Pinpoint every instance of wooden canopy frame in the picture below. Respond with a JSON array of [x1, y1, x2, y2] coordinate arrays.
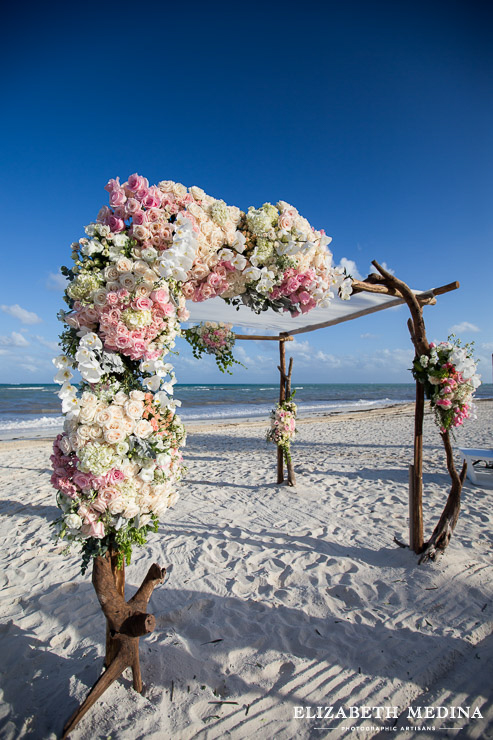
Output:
[[62, 262, 463, 737], [233, 261, 462, 562]]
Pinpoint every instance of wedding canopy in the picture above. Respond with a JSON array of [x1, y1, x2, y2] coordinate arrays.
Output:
[[186, 284, 450, 336]]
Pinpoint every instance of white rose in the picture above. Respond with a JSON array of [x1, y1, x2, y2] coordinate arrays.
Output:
[[89, 424, 104, 440], [172, 182, 187, 198], [108, 497, 124, 515], [190, 185, 205, 200], [122, 416, 136, 434], [129, 390, 146, 401], [104, 265, 119, 282], [116, 256, 133, 273], [133, 419, 153, 439], [81, 391, 98, 407], [119, 272, 136, 291], [65, 513, 82, 530], [113, 390, 128, 406], [104, 425, 127, 445], [158, 180, 174, 192], [133, 225, 150, 241], [93, 289, 108, 307], [96, 408, 113, 427], [124, 400, 144, 420], [59, 435, 72, 455], [123, 502, 140, 519], [79, 404, 97, 425]]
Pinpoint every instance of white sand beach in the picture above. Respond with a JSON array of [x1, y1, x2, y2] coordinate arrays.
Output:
[[0, 401, 492, 740]]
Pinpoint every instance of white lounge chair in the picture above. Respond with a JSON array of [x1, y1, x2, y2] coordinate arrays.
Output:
[[458, 448, 493, 489]]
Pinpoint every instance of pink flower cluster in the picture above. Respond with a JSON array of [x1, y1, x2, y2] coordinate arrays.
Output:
[[100, 175, 196, 247], [71, 287, 177, 361], [51, 435, 78, 497], [270, 268, 318, 315], [181, 260, 235, 302], [435, 364, 471, 431]]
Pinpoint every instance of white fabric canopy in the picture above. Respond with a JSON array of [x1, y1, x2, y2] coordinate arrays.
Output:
[[186, 290, 414, 335]]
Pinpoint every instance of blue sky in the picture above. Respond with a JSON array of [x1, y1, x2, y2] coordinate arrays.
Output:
[[1, 0, 492, 384]]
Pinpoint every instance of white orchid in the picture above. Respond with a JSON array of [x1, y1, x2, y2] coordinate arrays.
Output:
[[54, 368, 74, 384]]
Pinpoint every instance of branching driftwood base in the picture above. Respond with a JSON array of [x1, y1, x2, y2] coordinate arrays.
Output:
[[62, 552, 165, 739], [369, 261, 466, 562]]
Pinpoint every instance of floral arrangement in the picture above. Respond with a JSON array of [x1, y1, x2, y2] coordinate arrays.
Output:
[[51, 174, 350, 569], [183, 321, 243, 374], [266, 397, 297, 463], [412, 336, 481, 433]]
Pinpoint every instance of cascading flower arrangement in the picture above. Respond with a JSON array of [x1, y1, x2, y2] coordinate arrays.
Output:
[[51, 174, 351, 570], [183, 321, 243, 374], [412, 336, 481, 434], [266, 396, 298, 465]]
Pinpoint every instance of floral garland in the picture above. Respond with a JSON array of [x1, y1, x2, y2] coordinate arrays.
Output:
[[51, 174, 351, 570], [183, 322, 243, 374], [412, 336, 481, 434], [266, 397, 297, 464]]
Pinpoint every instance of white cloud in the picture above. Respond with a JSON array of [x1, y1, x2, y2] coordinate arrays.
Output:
[[46, 271, 69, 291], [35, 335, 59, 351], [0, 332, 30, 347], [360, 332, 379, 339], [449, 321, 480, 334], [289, 339, 312, 354], [1, 304, 42, 325], [21, 364, 38, 373]]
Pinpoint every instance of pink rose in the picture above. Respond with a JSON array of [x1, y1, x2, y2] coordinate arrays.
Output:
[[125, 198, 141, 216], [126, 173, 147, 192], [160, 302, 175, 317], [141, 187, 162, 209], [105, 177, 121, 193], [106, 469, 125, 485], [207, 272, 222, 289], [109, 216, 125, 233], [215, 264, 227, 279], [130, 341, 148, 358], [73, 471, 94, 490], [286, 277, 300, 293], [109, 189, 127, 207], [113, 206, 127, 219], [133, 296, 152, 311], [106, 292, 119, 306], [298, 291, 311, 305], [132, 210, 148, 226], [82, 519, 105, 539], [181, 281, 196, 299], [200, 283, 215, 300], [97, 206, 112, 225], [151, 289, 169, 305]]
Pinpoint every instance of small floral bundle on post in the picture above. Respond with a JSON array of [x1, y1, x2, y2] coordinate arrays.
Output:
[[183, 321, 242, 374], [412, 336, 481, 433], [183, 321, 244, 375], [267, 397, 297, 463]]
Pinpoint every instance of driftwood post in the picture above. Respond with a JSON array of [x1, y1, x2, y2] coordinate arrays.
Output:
[[368, 261, 466, 562], [277, 339, 296, 486], [62, 552, 165, 738], [410, 379, 425, 552], [277, 339, 286, 484]]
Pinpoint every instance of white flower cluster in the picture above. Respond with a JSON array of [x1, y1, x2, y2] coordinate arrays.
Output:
[[155, 214, 198, 282]]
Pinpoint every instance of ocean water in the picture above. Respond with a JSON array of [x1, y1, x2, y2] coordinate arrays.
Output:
[[0, 382, 492, 441]]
